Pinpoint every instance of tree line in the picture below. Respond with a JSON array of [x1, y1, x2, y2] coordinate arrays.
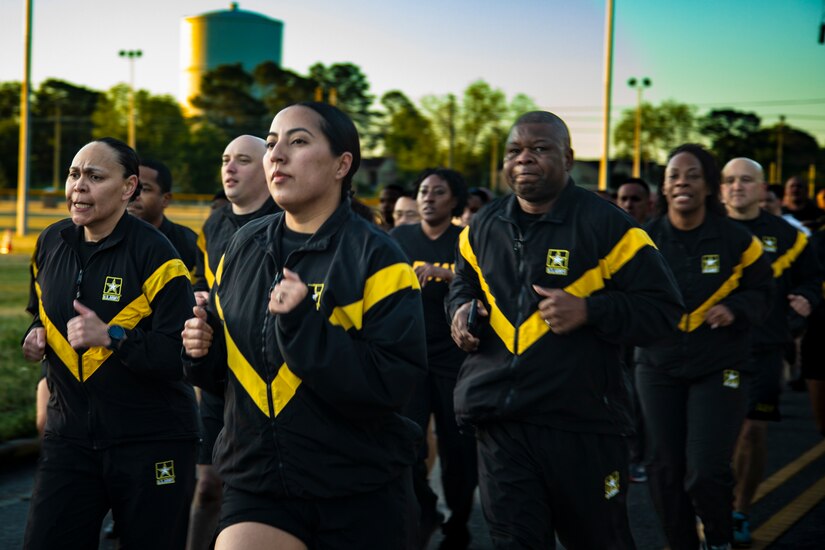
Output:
[[0, 62, 537, 195], [0, 63, 821, 195]]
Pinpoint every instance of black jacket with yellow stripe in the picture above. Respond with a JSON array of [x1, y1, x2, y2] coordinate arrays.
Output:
[[28, 213, 198, 446], [446, 181, 683, 434], [158, 215, 202, 281], [192, 198, 280, 293], [185, 200, 427, 499], [732, 210, 822, 347], [637, 212, 774, 377]]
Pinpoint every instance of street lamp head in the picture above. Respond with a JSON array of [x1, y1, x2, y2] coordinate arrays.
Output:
[[118, 50, 143, 59], [642, 77, 652, 88], [627, 77, 637, 87]]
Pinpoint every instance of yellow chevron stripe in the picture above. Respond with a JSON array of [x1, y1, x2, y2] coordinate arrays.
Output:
[[35, 281, 80, 381], [460, 227, 656, 355], [771, 231, 807, 279], [198, 230, 215, 289], [679, 236, 764, 332], [329, 262, 420, 331], [215, 291, 302, 417]]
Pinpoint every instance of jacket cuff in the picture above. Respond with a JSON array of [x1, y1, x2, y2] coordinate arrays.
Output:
[[584, 295, 604, 326], [277, 293, 316, 334]]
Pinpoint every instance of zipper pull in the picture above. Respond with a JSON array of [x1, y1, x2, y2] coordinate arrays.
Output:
[[75, 269, 84, 300]]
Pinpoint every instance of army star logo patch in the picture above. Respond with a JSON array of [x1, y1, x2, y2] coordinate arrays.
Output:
[[546, 249, 569, 276], [102, 276, 123, 302], [701, 255, 720, 274], [604, 470, 620, 499], [155, 460, 176, 485], [723, 370, 740, 389], [761, 236, 777, 253]]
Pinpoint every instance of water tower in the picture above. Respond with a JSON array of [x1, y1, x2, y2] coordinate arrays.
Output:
[[180, 2, 283, 112]]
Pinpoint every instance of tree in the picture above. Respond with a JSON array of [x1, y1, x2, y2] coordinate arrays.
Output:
[[418, 80, 529, 186], [752, 124, 820, 184], [308, 62, 376, 140], [190, 63, 268, 140], [253, 61, 316, 116], [92, 85, 191, 190], [614, 100, 696, 165], [697, 109, 761, 163], [378, 90, 439, 179], [0, 82, 21, 188]]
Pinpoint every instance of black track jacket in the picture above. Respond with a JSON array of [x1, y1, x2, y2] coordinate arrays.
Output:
[[732, 210, 822, 347], [158, 215, 202, 281], [638, 212, 774, 377], [185, 200, 427, 499], [27, 213, 198, 446], [446, 181, 683, 434], [193, 198, 280, 293]]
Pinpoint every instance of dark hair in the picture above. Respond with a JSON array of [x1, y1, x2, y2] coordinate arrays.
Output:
[[296, 101, 361, 199], [139, 158, 173, 194], [95, 137, 140, 201], [413, 167, 468, 218], [381, 183, 405, 196], [468, 187, 493, 204], [767, 183, 784, 200], [618, 177, 650, 196], [511, 111, 571, 149], [659, 143, 725, 216]]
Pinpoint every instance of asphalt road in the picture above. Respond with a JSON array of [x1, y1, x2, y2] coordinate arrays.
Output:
[[2, 387, 824, 549]]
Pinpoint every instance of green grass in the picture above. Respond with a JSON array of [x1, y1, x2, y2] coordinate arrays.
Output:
[[0, 255, 39, 441]]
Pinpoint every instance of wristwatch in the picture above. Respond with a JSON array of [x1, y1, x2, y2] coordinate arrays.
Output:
[[106, 325, 127, 351]]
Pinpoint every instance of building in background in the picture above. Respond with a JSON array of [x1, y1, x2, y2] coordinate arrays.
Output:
[[180, 2, 283, 113]]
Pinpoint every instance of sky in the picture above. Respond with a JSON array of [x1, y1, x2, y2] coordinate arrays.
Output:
[[1, 0, 824, 158]]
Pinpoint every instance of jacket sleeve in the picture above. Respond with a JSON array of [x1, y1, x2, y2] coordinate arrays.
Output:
[[192, 228, 210, 293], [182, 307, 228, 395], [584, 229, 684, 346], [276, 260, 427, 419], [116, 263, 196, 381], [719, 236, 775, 326], [787, 233, 823, 309], [445, 226, 484, 323]]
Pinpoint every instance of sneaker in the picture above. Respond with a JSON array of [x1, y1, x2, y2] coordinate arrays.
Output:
[[628, 463, 648, 483], [732, 511, 752, 548]]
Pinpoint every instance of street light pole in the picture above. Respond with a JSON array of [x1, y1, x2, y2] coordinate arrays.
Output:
[[776, 115, 785, 184], [627, 77, 652, 178], [16, 0, 33, 237], [598, 0, 615, 192], [119, 49, 142, 149]]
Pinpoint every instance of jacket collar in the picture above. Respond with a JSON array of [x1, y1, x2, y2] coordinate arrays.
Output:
[[264, 198, 354, 261], [60, 211, 132, 254], [660, 210, 723, 242], [499, 178, 577, 225]]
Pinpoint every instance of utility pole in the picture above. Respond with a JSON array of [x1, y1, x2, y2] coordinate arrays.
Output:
[[448, 94, 456, 169], [52, 101, 63, 188], [119, 49, 142, 149], [627, 77, 651, 178], [16, 0, 33, 237], [776, 115, 785, 184], [598, 0, 615, 192]]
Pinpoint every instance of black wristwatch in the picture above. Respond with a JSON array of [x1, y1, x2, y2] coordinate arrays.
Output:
[[106, 325, 127, 351]]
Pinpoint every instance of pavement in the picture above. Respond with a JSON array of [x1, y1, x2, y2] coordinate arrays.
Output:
[[2, 387, 824, 549]]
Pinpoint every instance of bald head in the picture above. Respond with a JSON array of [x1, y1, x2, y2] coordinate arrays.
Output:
[[721, 157, 766, 220], [221, 135, 269, 214], [723, 158, 764, 183]]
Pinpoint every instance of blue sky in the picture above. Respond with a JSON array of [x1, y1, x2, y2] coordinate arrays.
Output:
[[1, 0, 823, 157]]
